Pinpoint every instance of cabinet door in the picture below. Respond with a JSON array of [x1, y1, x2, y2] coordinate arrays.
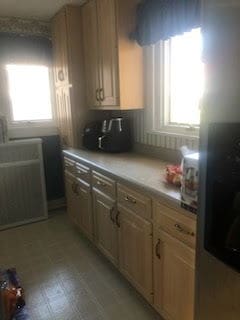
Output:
[[75, 180, 93, 241], [65, 172, 77, 224], [153, 229, 195, 320], [55, 86, 74, 148], [93, 190, 118, 266], [118, 204, 153, 302], [97, 0, 119, 106], [82, 0, 100, 108], [52, 9, 69, 87]]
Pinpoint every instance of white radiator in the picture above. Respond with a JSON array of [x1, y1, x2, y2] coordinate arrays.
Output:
[[0, 139, 48, 230]]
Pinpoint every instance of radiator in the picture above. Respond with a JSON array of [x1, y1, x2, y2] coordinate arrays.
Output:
[[0, 139, 48, 230]]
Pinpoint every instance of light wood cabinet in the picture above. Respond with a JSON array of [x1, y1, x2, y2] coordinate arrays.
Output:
[[75, 162, 91, 184], [153, 229, 195, 320], [93, 190, 118, 266], [82, 0, 143, 110], [52, 6, 87, 148], [65, 161, 93, 240], [153, 200, 196, 320], [65, 171, 78, 225], [64, 156, 196, 320], [93, 171, 116, 199], [97, 0, 119, 107], [153, 201, 196, 249], [82, 0, 100, 108], [55, 86, 74, 147], [75, 179, 93, 240], [118, 184, 152, 220], [118, 204, 153, 303], [52, 9, 69, 87]]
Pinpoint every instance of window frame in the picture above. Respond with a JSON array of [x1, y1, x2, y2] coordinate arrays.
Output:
[[145, 32, 201, 139], [4, 64, 56, 128]]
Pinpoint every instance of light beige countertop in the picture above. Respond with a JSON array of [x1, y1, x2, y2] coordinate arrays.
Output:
[[63, 149, 183, 208]]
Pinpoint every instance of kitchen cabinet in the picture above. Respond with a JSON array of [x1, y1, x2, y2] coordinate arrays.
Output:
[[65, 171, 78, 225], [75, 179, 93, 240], [55, 86, 74, 147], [81, 0, 100, 108], [52, 9, 69, 87], [93, 190, 118, 266], [153, 229, 195, 320], [64, 154, 197, 320], [153, 201, 196, 320], [52, 6, 87, 148], [64, 159, 94, 240], [82, 0, 144, 110], [96, 0, 119, 107], [92, 171, 116, 199], [117, 204, 153, 303]]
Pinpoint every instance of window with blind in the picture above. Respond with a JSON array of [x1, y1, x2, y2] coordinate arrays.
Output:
[[146, 28, 204, 137]]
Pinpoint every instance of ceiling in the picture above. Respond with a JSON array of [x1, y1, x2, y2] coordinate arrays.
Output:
[[0, 0, 86, 21]]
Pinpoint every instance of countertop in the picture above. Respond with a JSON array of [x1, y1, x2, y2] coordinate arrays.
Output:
[[63, 149, 182, 208]]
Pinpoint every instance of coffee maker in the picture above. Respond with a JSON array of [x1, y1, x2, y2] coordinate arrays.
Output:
[[99, 118, 132, 153]]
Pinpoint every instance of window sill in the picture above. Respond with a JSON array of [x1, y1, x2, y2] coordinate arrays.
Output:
[[144, 130, 199, 151], [146, 129, 199, 140], [8, 123, 58, 139]]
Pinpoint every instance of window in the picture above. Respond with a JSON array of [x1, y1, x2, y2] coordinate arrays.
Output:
[[148, 28, 204, 136], [6, 64, 53, 124]]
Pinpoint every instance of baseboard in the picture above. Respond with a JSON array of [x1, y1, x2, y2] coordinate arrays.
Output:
[[48, 198, 66, 211]]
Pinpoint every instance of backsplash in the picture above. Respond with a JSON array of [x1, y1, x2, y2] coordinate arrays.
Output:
[[111, 109, 199, 154], [131, 110, 199, 149]]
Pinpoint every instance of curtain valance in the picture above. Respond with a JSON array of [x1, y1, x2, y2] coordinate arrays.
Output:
[[134, 0, 201, 46]]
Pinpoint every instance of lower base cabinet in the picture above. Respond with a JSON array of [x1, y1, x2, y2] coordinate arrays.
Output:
[[93, 190, 118, 266], [76, 179, 93, 240], [65, 171, 93, 240], [153, 229, 195, 320], [118, 204, 153, 303], [65, 172, 78, 225], [65, 157, 196, 320]]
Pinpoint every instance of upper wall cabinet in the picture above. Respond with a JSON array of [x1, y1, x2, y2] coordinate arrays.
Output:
[[82, 0, 144, 110], [52, 6, 87, 148], [52, 9, 69, 88]]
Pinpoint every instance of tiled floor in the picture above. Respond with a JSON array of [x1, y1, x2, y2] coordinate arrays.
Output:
[[0, 212, 162, 320]]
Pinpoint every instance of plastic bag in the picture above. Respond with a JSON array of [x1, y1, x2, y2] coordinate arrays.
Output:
[[0, 269, 30, 320]]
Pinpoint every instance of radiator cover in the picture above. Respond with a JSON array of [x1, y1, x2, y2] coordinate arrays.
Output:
[[0, 139, 48, 230]]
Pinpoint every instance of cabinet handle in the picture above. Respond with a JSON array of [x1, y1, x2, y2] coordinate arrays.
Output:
[[174, 224, 195, 237], [99, 88, 104, 101], [155, 239, 161, 259], [58, 70, 64, 81], [110, 207, 115, 223], [116, 211, 120, 228], [96, 89, 100, 102], [97, 180, 106, 187], [124, 195, 137, 204]]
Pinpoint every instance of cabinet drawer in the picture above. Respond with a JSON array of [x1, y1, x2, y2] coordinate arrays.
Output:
[[153, 202, 196, 249], [117, 184, 152, 220], [64, 157, 76, 175], [76, 162, 91, 184], [92, 171, 116, 198]]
